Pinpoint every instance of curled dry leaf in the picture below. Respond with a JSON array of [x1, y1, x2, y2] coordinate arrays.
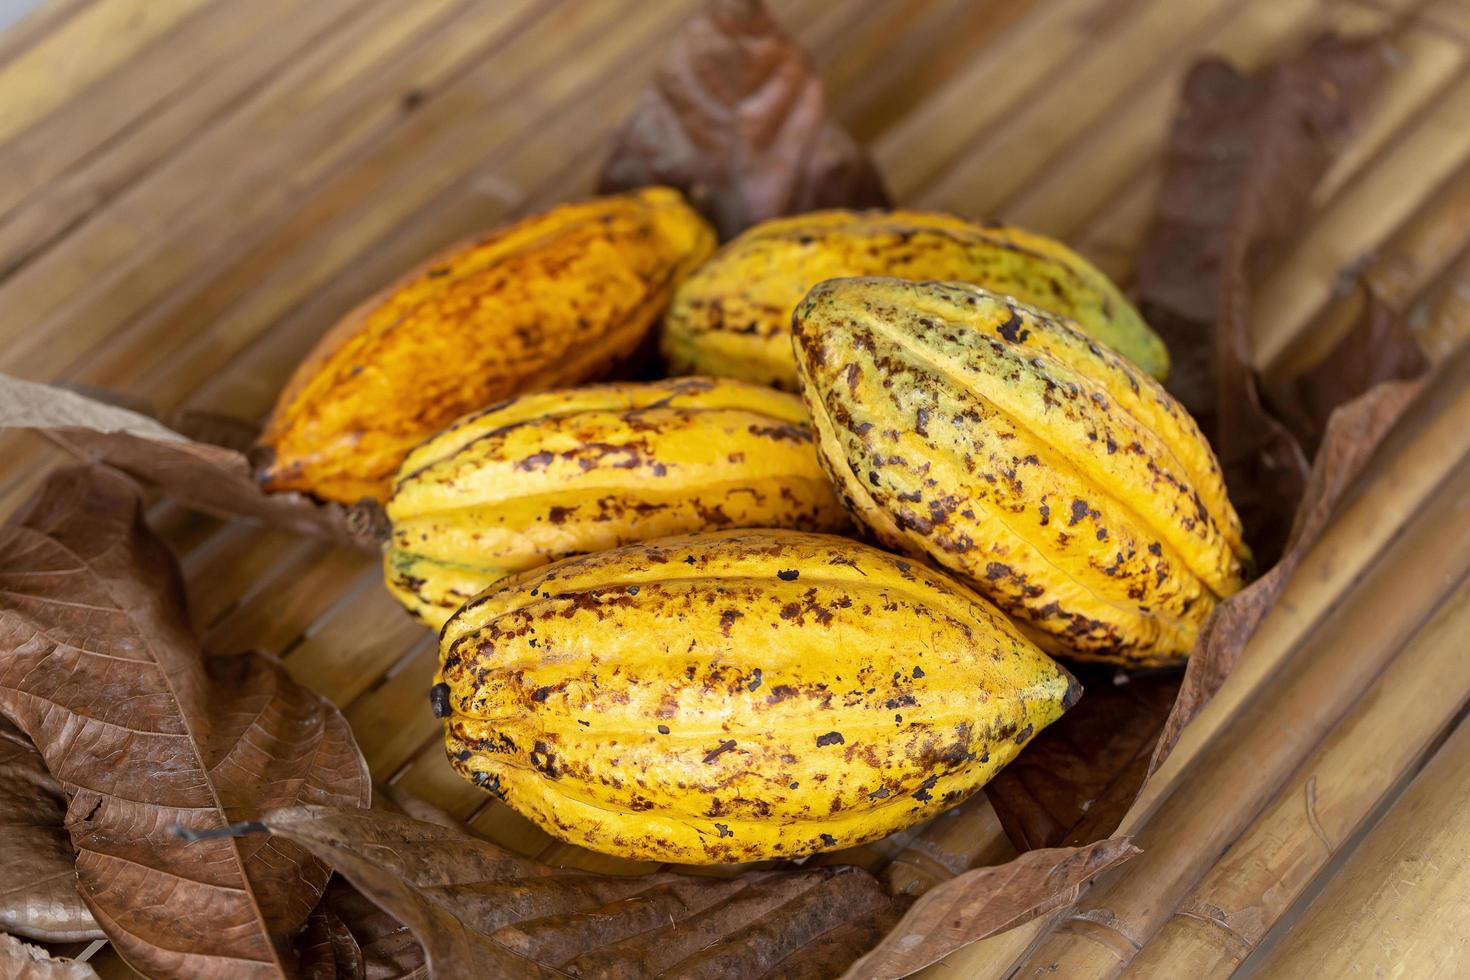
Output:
[[1266, 286, 1429, 456], [0, 466, 370, 978], [1148, 377, 1424, 769], [297, 878, 426, 980], [599, 0, 888, 240], [258, 805, 895, 980], [0, 719, 100, 943], [986, 670, 1181, 851], [1135, 33, 1391, 565], [264, 801, 1134, 979], [987, 35, 1419, 852], [0, 373, 383, 549], [0, 933, 99, 980]]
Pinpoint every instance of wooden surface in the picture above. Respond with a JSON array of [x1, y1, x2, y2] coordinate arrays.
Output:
[[2, 1, 1469, 977]]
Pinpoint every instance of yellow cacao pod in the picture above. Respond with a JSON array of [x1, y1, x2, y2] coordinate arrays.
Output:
[[384, 377, 849, 628], [436, 529, 1076, 863], [662, 208, 1168, 390], [792, 278, 1249, 666], [256, 188, 716, 504]]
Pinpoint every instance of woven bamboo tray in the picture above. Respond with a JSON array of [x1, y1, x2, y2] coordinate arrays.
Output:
[[2, 0, 1468, 976]]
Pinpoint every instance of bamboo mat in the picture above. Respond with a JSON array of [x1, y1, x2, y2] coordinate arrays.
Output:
[[2, 0, 1470, 977]]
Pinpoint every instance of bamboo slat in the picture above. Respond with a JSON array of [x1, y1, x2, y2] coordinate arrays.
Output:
[[343, 637, 438, 782], [0, 0, 353, 256], [872, 0, 1119, 200], [0, 0, 91, 69], [0, 0, 208, 147], [998, 0, 1327, 238], [1127, 574, 1470, 977], [1250, 709, 1470, 978], [914, 0, 1244, 216], [279, 582, 429, 707], [1415, 246, 1470, 360]]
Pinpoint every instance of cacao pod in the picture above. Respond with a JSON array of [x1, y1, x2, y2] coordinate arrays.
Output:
[[662, 208, 1168, 390], [385, 377, 848, 628], [256, 187, 716, 504], [792, 278, 1249, 666], [437, 529, 1076, 863]]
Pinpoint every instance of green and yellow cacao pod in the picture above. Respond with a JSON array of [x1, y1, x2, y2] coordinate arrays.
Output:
[[437, 529, 1077, 863], [792, 278, 1249, 666], [257, 187, 716, 504], [662, 208, 1168, 390], [385, 377, 848, 628]]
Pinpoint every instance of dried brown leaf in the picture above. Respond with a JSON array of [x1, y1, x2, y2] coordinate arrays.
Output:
[[0, 933, 99, 980], [987, 35, 1415, 852], [0, 373, 382, 549], [599, 0, 888, 240], [986, 670, 1179, 850], [257, 804, 896, 979], [1135, 34, 1391, 565], [1149, 377, 1424, 769], [1266, 286, 1429, 456], [0, 719, 100, 943], [841, 838, 1139, 979], [298, 878, 426, 980], [0, 466, 371, 978]]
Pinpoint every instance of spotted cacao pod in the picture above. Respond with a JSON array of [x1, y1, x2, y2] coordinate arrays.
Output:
[[385, 377, 847, 628], [792, 277, 1249, 665], [662, 209, 1168, 390], [436, 529, 1076, 863], [257, 188, 715, 504]]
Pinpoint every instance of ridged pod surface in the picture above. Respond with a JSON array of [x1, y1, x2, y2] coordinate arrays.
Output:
[[662, 209, 1168, 390], [384, 377, 848, 628], [436, 530, 1076, 863], [256, 188, 716, 504], [792, 278, 1249, 665]]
